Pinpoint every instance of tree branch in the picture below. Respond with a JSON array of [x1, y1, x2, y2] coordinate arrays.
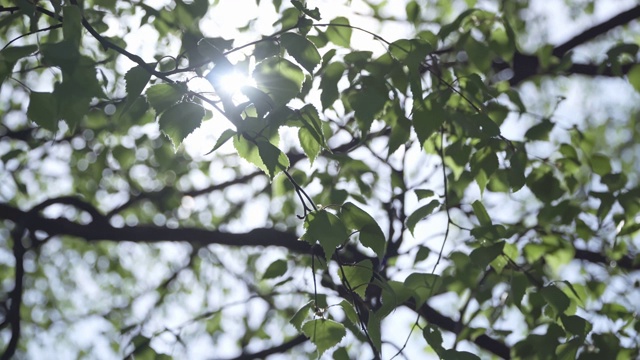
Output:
[[221, 335, 308, 360], [0, 203, 312, 254], [0, 228, 26, 360], [410, 301, 511, 359], [553, 5, 640, 57]]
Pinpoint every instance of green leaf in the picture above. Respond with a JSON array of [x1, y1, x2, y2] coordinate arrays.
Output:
[[414, 246, 430, 263], [414, 104, 445, 146], [526, 167, 564, 203], [525, 119, 554, 141], [291, 0, 321, 20], [299, 127, 321, 165], [469, 241, 504, 268], [367, 312, 382, 352], [406, 199, 440, 236], [423, 326, 445, 356], [253, 57, 304, 106], [338, 300, 359, 325], [296, 104, 328, 150], [471, 200, 492, 226], [340, 202, 386, 259], [590, 153, 611, 176], [301, 319, 346, 357], [346, 76, 387, 132], [0, 45, 38, 85], [320, 62, 345, 110], [338, 260, 373, 298], [415, 189, 435, 200], [628, 64, 640, 93], [404, 273, 442, 305], [27, 92, 59, 131], [302, 210, 349, 259], [62, 6, 83, 48], [325, 17, 351, 47], [540, 285, 570, 316], [560, 314, 591, 337], [158, 102, 205, 150], [146, 84, 187, 114], [281, 32, 321, 74], [290, 300, 314, 331], [262, 259, 288, 279], [256, 140, 290, 180], [122, 65, 153, 117], [205, 129, 236, 155]]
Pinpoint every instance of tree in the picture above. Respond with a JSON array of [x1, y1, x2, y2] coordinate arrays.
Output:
[[1, 0, 640, 358]]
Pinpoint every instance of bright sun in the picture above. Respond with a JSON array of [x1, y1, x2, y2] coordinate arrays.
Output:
[[183, 70, 257, 156]]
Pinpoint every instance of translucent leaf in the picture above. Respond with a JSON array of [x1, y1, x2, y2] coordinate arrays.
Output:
[[471, 200, 492, 226], [406, 199, 440, 236], [299, 127, 321, 165], [338, 260, 373, 298], [262, 259, 288, 279], [340, 202, 386, 259], [27, 92, 59, 131], [281, 32, 321, 74], [296, 104, 328, 150], [301, 319, 346, 356], [338, 300, 359, 325], [146, 84, 187, 114], [205, 129, 236, 155], [253, 57, 304, 106], [325, 17, 351, 47], [122, 65, 152, 117], [590, 153, 611, 176], [302, 210, 349, 259], [158, 102, 205, 150], [290, 300, 314, 331], [256, 140, 290, 180]]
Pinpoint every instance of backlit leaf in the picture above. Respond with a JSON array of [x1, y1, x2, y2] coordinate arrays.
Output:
[[340, 202, 386, 259], [406, 199, 440, 236], [325, 17, 351, 47], [158, 102, 205, 150], [301, 319, 346, 356], [338, 260, 373, 298], [302, 210, 348, 259], [281, 32, 321, 74]]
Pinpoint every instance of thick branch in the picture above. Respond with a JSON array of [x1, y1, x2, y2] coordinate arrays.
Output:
[[222, 335, 308, 360], [410, 301, 511, 359], [553, 5, 640, 57], [0, 203, 312, 254]]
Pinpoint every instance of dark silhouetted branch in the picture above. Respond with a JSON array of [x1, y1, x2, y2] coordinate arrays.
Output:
[[221, 335, 308, 360], [553, 5, 640, 57]]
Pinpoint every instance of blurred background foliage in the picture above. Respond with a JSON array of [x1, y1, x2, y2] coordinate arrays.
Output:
[[1, 0, 640, 359]]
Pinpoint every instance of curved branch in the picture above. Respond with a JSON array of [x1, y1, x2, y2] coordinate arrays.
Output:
[[553, 5, 640, 57], [410, 301, 511, 359], [221, 335, 308, 360]]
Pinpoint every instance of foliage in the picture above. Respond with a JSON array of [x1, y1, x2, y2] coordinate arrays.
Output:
[[1, 0, 640, 359]]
